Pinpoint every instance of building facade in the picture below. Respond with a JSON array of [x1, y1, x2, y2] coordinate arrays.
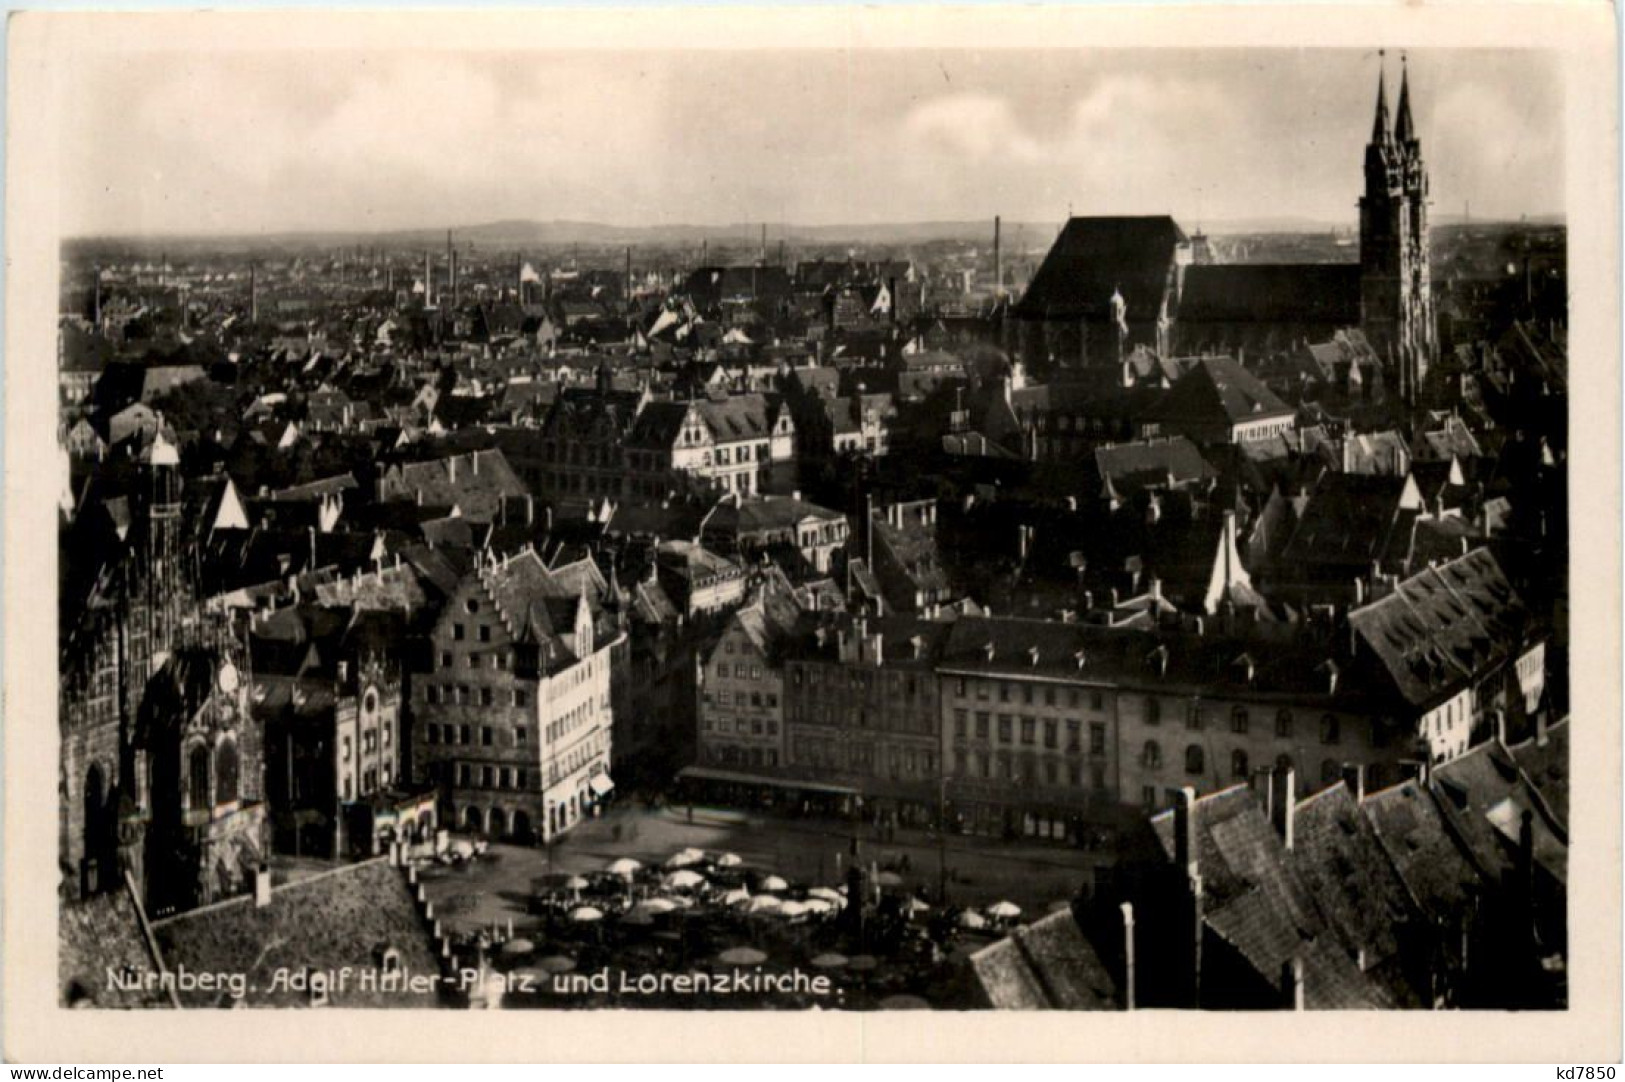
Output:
[[411, 550, 622, 842]]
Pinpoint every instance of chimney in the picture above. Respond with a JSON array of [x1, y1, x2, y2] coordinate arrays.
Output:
[[449, 456, 457, 483], [1271, 765, 1296, 850], [1174, 786, 1199, 880], [992, 215, 1002, 298], [1494, 708, 1509, 747], [254, 864, 273, 908], [1342, 763, 1365, 804], [1120, 902, 1136, 1010], [1282, 955, 1305, 1010]]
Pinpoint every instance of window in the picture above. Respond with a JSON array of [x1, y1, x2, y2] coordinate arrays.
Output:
[[1043, 720, 1058, 749], [465, 598, 479, 614], [1146, 698, 1162, 725], [1185, 745, 1205, 775], [953, 710, 967, 738], [1090, 722, 1106, 755], [955, 677, 967, 698], [975, 712, 990, 739], [1143, 741, 1162, 769], [341, 736, 352, 763], [1044, 687, 1056, 707], [516, 727, 528, 746], [514, 688, 529, 708], [440, 652, 453, 669], [1067, 720, 1082, 751], [1231, 707, 1249, 734], [482, 766, 494, 788], [1320, 714, 1341, 745], [1187, 703, 1205, 731], [1232, 749, 1250, 778], [481, 726, 493, 747], [460, 725, 471, 745], [453, 623, 465, 641], [997, 716, 1012, 743], [427, 685, 441, 705], [1276, 709, 1294, 738], [478, 625, 491, 643], [468, 654, 481, 669], [428, 725, 440, 745], [1091, 691, 1104, 711], [999, 683, 1010, 703], [479, 687, 493, 707], [1020, 718, 1035, 745]]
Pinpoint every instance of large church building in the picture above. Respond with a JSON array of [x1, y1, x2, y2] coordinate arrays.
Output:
[[1013, 62, 1437, 402]]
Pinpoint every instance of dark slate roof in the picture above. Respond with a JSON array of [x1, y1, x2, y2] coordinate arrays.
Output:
[[968, 908, 1120, 1009], [1348, 548, 1526, 710], [1092, 436, 1212, 490], [60, 883, 174, 1008], [1507, 719, 1569, 830], [1280, 472, 1418, 571], [1362, 778, 1482, 929], [1150, 356, 1295, 428], [1178, 264, 1362, 324], [1290, 782, 1429, 1005], [1015, 216, 1186, 322], [383, 449, 528, 523], [151, 860, 441, 1007], [1430, 741, 1568, 886], [1149, 785, 1388, 1008]]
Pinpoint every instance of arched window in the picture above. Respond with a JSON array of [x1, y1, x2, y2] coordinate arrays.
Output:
[[1185, 745, 1206, 775], [187, 745, 211, 812], [1275, 709, 1294, 738], [1321, 759, 1340, 784], [1142, 740, 1162, 769], [1231, 707, 1249, 734], [1146, 698, 1162, 725], [1320, 714, 1341, 745], [214, 739, 239, 806], [1232, 749, 1250, 779]]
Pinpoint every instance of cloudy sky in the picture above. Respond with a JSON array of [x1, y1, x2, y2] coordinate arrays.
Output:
[[59, 47, 1564, 237]]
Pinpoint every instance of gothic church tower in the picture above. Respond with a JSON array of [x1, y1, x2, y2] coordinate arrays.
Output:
[[1360, 57, 1437, 403]]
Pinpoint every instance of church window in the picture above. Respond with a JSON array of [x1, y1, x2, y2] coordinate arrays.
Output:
[[214, 739, 239, 805], [187, 745, 210, 811]]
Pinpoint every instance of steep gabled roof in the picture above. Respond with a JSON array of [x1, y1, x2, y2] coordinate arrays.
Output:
[[1015, 216, 1186, 322], [969, 907, 1120, 1010], [1151, 356, 1295, 429], [1178, 264, 1361, 324]]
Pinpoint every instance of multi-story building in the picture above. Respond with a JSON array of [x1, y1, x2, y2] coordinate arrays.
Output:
[[695, 594, 798, 771], [411, 548, 624, 842], [699, 493, 850, 576], [1348, 546, 1543, 762], [781, 615, 948, 826], [624, 393, 795, 500]]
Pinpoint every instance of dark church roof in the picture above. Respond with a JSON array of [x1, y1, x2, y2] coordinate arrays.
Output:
[[1015, 217, 1186, 322], [1178, 264, 1362, 325]]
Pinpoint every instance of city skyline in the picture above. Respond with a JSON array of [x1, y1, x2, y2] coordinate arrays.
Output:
[[62, 47, 1564, 239]]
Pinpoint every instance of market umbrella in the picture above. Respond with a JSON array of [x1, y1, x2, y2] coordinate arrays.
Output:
[[665, 847, 705, 869], [743, 894, 783, 914], [606, 858, 642, 876], [569, 906, 605, 922], [801, 898, 836, 915], [639, 897, 679, 914], [807, 887, 843, 904], [717, 946, 768, 966], [809, 952, 848, 969], [777, 900, 809, 918], [904, 897, 932, 916], [759, 875, 789, 892], [663, 869, 707, 890], [500, 937, 536, 956], [714, 852, 743, 867], [874, 871, 904, 888], [720, 887, 751, 907], [450, 839, 476, 859], [564, 875, 590, 891], [536, 955, 577, 974], [879, 994, 931, 1010], [846, 954, 878, 972], [987, 901, 1022, 919], [958, 910, 988, 929]]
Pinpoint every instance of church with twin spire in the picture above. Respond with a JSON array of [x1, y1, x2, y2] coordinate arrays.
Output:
[[1013, 58, 1439, 405]]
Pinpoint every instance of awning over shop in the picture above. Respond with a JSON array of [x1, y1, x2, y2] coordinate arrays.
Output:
[[588, 774, 615, 797], [676, 765, 860, 797]]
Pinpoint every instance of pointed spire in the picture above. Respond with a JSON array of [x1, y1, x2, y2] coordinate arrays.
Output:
[[1371, 51, 1392, 144], [1394, 54, 1415, 144]]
